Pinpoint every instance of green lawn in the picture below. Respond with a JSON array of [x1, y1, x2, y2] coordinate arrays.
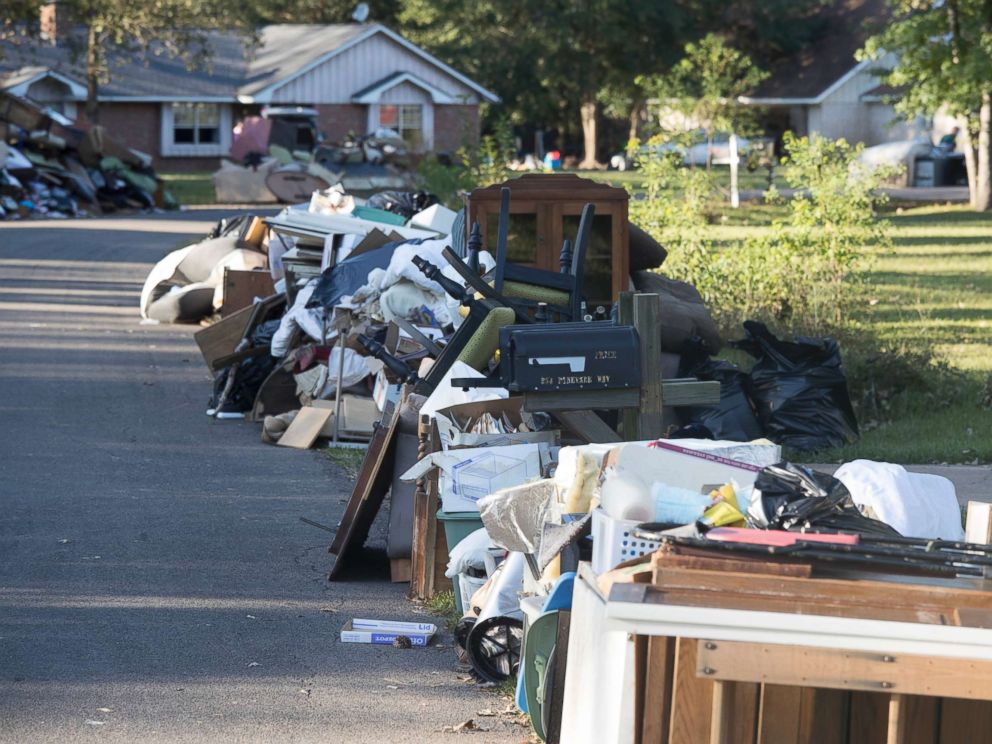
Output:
[[705, 204, 992, 464], [160, 171, 216, 205]]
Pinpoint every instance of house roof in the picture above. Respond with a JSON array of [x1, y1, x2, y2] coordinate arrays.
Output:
[[741, 0, 890, 104], [0, 24, 498, 104], [351, 71, 458, 104]]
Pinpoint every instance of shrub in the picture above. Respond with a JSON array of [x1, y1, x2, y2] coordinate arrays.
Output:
[[630, 132, 896, 337], [416, 123, 516, 208]]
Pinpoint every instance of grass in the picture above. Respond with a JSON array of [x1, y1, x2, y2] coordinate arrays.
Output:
[[577, 166, 789, 196], [160, 171, 216, 205], [424, 590, 462, 630], [698, 203, 992, 464], [324, 446, 367, 478]]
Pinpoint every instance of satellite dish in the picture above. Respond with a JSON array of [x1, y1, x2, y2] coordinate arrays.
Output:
[[352, 3, 369, 23]]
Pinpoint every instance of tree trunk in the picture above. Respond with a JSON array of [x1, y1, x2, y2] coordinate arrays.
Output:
[[578, 96, 602, 170], [627, 98, 644, 143], [973, 92, 992, 211], [85, 25, 100, 125]]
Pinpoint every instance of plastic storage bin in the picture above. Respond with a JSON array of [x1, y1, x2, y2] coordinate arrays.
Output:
[[590, 507, 661, 574], [437, 510, 486, 614]]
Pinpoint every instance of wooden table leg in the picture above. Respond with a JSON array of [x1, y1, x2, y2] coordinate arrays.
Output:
[[887, 694, 906, 744]]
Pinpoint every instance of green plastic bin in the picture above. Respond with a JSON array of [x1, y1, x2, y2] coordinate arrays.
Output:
[[437, 510, 485, 614]]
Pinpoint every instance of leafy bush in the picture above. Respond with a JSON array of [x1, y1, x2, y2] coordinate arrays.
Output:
[[416, 123, 516, 208], [630, 132, 896, 337]]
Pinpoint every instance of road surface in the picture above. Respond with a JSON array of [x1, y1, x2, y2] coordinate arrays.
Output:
[[0, 210, 522, 743]]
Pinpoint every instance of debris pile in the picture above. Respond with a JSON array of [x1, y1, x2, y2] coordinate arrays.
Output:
[[142, 171, 984, 744], [0, 92, 174, 219]]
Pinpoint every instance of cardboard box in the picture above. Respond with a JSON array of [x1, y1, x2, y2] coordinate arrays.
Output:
[[373, 368, 403, 412], [601, 440, 762, 497], [400, 442, 551, 512], [312, 395, 379, 439], [340, 618, 437, 646], [434, 397, 560, 451]]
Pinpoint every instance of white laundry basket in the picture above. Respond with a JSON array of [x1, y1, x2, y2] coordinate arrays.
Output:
[[590, 507, 661, 574]]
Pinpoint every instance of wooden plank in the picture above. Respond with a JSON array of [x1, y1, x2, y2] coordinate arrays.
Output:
[[551, 409, 622, 443], [193, 304, 254, 372], [901, 696, 938, 744], [849, 692, 889, 744], [327, 399, 400, 580], [668, 637, 712, 744], [617, 291, 637, 440], [276, 406, 333, 449], [653, 553, 812, 578], [798, 689, 849, 744], [757, 685, 803, 744], [634, 293, 664, 440], [938, 699, 992, 743], [647, 566, 992, 613], [635, 633, 649, 744], [407, 414, 432, 600], [887, 694, 906, 744], [641, 636, 675, 744], [696, 640, 992, 701], [546, 609, 571, 744], [389, 558, 411, 583], [659, 380, 721, 407], [523, 388, 640, 411], [709, 680, 757, 744], [220, 268, 275, 317]]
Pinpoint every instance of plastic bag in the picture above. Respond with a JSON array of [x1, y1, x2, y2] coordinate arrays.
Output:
[[752, 462, 900, 537], [366, 190, 438, 220], [733, 321, 858, 451], [679, 338, 764, 442]]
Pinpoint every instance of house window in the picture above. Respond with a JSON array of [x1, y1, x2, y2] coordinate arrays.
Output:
[[171, 103, 220, 146], [378, 104, 423, 149]]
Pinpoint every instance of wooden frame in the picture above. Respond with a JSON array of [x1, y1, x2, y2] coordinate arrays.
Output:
[[467, 174, 629, 306], [327, 398, 401, 580]]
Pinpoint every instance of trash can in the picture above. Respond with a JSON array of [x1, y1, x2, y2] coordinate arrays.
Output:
[[437, 510, 486, 613], [914, 157, 935, 187]]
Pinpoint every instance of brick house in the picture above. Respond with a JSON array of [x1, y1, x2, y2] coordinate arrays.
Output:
[[0, 22, 498, 171]]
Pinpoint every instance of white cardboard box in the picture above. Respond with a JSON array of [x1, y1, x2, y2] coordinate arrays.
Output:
[[340, 618, 437, 646]]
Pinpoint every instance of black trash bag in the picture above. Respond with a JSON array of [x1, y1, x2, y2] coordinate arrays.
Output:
[[755, 462, 900, 537], [733, 320, 858, 451], [366, 190, 439, 220], [678, 338, 764, 442]]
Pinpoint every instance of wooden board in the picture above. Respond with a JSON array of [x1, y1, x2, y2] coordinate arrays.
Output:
[[552, 409, 622, 443], [276, 406, 332, 450], [696, 640, 992, 701], [221, 268, 275, 317], [668, 637, 713, 744], [938, 699, 992, 743], [194, 304, 254, 372], [327, 399, 400, 580], [642, 636, 676, 744], [634, 293, 664, 440]]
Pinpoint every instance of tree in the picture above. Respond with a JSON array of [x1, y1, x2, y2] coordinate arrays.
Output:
[[639, 34, 768, 169], [862, 1, 992, 211], [397, 0, 700, 168], [1, 1, 43, 47], [245, 0, 399, 25], [2, 1, 254, 124], [73, 1, 256, 123]]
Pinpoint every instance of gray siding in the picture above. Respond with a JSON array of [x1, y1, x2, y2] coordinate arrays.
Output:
[[268, 34, 480, 105]]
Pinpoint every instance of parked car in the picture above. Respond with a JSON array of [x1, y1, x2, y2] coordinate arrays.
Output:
[[610, 131, 769, 170]]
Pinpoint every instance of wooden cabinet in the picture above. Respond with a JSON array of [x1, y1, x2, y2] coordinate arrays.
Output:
[[466, 173, 629, 307]]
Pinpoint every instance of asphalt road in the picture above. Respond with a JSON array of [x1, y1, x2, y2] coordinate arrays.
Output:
[[0, 211, 522, 743]]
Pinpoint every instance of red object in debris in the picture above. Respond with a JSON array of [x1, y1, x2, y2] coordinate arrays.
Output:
[[706, 527, 860, 546]]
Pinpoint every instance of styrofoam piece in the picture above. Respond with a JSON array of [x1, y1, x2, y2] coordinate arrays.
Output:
[[408, 203, 458, 234]]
